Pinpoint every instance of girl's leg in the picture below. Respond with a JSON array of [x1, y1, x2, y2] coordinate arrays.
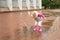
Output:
[[38, 21, 42, 32], [33, 21, 37, 31], [33, 25, 37, 31], [39, 25, 42, 32]]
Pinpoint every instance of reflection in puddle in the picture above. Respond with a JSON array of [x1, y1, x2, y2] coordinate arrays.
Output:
[[0, 11, 60, 40]]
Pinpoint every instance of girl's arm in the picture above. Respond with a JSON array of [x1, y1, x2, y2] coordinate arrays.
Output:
[[40, 13, 46, 19], [41, 14, 46, 20]]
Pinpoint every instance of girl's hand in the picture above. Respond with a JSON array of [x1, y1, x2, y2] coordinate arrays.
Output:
[[43, 17, 46, 22], [44, 17, 46, 20]]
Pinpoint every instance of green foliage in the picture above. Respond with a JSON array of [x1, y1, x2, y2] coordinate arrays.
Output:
[[42, 0, 60, 9]]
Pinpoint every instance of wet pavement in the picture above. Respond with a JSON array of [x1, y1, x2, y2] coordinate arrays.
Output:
[[0, 8, 60, 40]]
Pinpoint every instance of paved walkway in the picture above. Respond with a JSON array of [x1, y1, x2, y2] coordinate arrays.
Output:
[[45, 16, 60, 40]]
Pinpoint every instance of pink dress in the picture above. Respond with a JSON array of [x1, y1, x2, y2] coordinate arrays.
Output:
[[34, 13, 45, 32]]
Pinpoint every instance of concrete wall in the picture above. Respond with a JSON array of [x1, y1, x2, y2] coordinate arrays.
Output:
[[0, 0, 39, 7]]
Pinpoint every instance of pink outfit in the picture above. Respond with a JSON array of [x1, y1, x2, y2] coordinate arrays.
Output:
[[38, 13, 45, 19], [33, 13, 45, 32]]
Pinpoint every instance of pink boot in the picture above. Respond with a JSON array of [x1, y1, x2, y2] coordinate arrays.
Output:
[[39, 26, 42, 32], [33, 26, 37, 31]]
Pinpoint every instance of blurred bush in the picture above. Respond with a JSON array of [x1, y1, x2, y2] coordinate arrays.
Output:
[[42, 0, 60, 9]]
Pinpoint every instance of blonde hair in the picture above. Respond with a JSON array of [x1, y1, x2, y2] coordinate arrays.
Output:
[[30, 11, 39, 18]]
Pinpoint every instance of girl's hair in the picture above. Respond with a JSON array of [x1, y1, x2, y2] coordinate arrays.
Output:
[[30, 11, 38, 18]]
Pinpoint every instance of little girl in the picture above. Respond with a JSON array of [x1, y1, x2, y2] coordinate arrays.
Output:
[[30, 11, 46, 32]]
